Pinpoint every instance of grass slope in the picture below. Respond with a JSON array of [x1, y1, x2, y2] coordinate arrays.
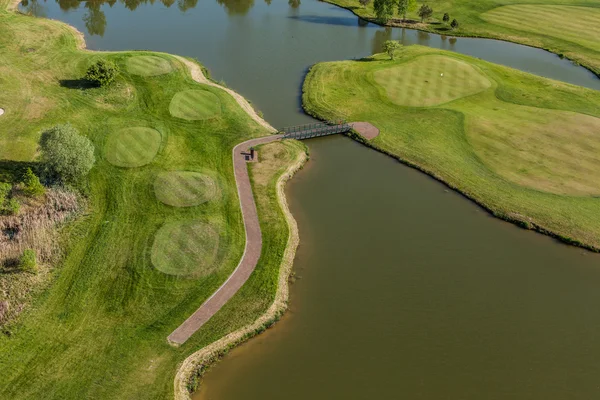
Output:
[[0, 2, 297, 398], [322, 0, 600, 77], [303, 45, 600, 250]]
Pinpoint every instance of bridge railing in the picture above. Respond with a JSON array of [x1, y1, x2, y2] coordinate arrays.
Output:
[[281, 121, 351, 139]]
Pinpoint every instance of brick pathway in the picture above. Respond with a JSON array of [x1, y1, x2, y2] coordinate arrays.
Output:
[[168, 135, 283, 345]]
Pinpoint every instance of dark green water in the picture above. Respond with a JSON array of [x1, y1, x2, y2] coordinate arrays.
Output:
[[23, 0, 600, 398]]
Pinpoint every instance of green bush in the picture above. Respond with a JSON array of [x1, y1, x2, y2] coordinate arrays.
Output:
[[85, 59, 118, 87], [3, 198, 20, 215], [39, 124, 96, 185], [20, 249, 37, 274], [443, 13, 450, 22], [451, 18, 459, 29], [21, 168, 45, 198], [0, 182, 19, 215]]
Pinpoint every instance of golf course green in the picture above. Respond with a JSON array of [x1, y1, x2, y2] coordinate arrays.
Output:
[[322, 0, 600, 77], [303, 45, 600, 250], [0, 0, 306, 398]]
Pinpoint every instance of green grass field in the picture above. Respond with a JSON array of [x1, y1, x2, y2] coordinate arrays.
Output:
[[303, 45, 600, 249], [373, 55, 491, 106], [104, 127, 162, 167], [169, 89, 222, 120], [322, 0, 600, 77], [0, 1, 302, 398], [154, 170, 219, 207], [151, 220, 221, 276], [126, 55, 174, 76]]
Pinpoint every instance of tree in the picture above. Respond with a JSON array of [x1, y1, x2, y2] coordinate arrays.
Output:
[[383, 40, 401, 60], [443, 12, 449, 22], [21, 168, 46, 198], [0, 183, 19, 215], [397, 0, 417, 21], [451, 18, 459, 29], [20, 249, 38, 274], [373, 0, 395, 23], [39, 124, 96, 185], [418, 4, 433, 22], [359, 0, 371, 7], [84, 59, 118, 87]]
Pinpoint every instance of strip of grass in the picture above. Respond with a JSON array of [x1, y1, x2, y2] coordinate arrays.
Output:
[[322, 0, 600, 77], [303, 45, 600, 250], [0, 2, 298, 398]]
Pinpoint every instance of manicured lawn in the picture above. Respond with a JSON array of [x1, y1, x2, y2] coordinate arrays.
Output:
[[322, 0, 600, 77], [0, 1, 299, 398], [373, 55, 491, 106], [126, 55, 174, 77], [303, 45, 600, 250], [154, 171, 218, 207], [104, 127, 163, 167], [169, 89, 222, 121]]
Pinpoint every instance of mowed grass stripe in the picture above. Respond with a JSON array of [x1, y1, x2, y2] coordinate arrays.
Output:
[[169, 89, 222, 121], [105, 127, 162, 168], [482, 5, 600, 52], [154, 171, 219, 207], [126, 56, 173, 76], [374, 55, 491, 107], [151, 220, 220, 276]]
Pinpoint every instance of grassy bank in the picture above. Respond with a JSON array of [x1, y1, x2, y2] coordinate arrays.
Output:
[[322, 0, 600, 77], [0, 1, 298, 398], [303, 45, 600, 250]]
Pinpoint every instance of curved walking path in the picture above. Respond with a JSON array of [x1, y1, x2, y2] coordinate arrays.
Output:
[[168, 134, 282, 345]]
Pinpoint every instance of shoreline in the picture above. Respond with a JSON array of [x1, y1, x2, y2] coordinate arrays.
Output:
[[318, 0, 600, 80]]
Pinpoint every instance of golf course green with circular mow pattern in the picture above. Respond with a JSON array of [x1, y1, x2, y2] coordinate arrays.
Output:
[[374, 55, 491, 107], [104, 127, 162, 168], [154, 170, 219, 207], [303, 46, 600, 249], [151, 220, 220, 277], [126, 55, 173, 76], [169, 89, 222, 120]]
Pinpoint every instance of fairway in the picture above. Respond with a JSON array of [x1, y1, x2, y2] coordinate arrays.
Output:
[[482, 5, 600, 52], [169, 89, 222, 121], [467, 105, 600, 196], [154, 171, 218, 207], [126, 55, 173, 76], [104, 127, 162, 168], [374, 55, 491, 107], [151, 220, 220, 276]]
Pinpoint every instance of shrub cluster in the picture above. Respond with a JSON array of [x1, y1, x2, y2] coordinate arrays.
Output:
[[19, 249, 37, 274], [0, 182, 19, 215], [85, 60, 118, 87]]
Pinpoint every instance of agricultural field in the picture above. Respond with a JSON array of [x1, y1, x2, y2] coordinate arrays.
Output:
[[303, 45, 600, 250], [322, 0, 600, 77], [0, 1, 304, 398]]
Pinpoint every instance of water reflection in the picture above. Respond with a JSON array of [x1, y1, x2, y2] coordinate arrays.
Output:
[[217, 0, 254, 15]]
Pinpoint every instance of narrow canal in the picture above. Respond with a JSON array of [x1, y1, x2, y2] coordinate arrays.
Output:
[[22, 0, 600, 398]]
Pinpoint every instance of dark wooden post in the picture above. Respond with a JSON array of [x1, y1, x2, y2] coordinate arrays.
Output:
[[250, 147, 255, 160]]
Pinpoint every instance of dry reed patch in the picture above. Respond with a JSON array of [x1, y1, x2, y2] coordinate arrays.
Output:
[[154, 171, 219, 207], [0, 188, 80, 327], [482, 5, 600, 52], [169, 90, 222, 121], [104, 127, 162, 168], [151, 220, 220, 277], [374, 55, 491, 107], [468, 106, 600, 196], [126, 56, 173, 77]]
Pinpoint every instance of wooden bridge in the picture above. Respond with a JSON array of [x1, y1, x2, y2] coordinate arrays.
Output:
[[281, 121, 351, 140]]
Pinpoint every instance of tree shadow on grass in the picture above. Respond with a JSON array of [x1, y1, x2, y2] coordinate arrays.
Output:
[[59, 79, 98, 89]]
